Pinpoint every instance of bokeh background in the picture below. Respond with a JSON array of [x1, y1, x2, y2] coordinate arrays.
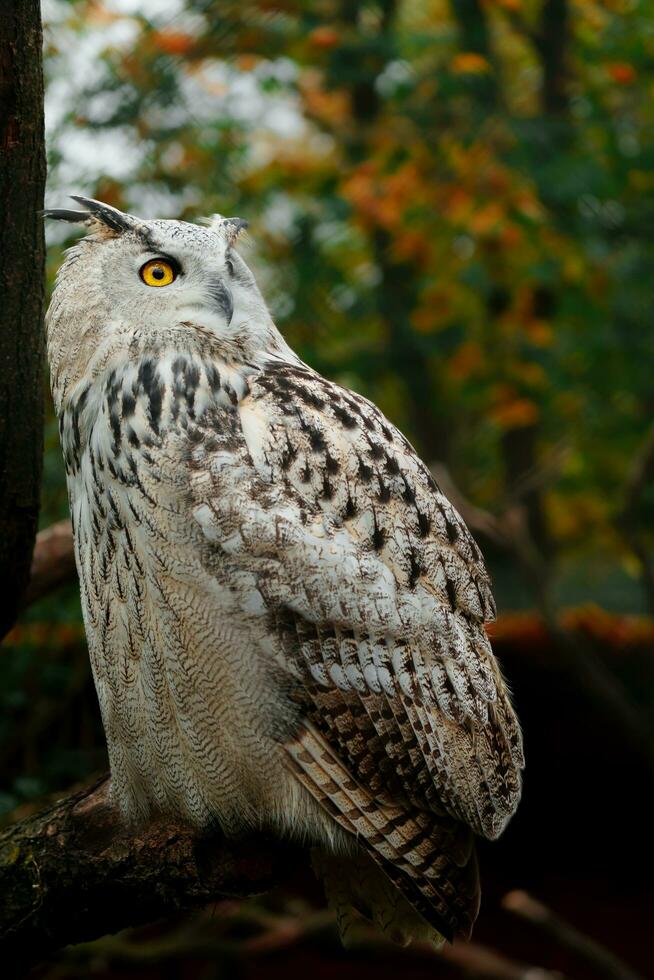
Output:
[[3, 0, 654, 976]]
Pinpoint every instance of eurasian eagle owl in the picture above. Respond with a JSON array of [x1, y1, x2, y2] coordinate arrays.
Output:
[[45, 197, 523, 946]]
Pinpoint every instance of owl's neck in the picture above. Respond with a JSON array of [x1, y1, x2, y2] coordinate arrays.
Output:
[[50, 304, 298, 415], [58, 348, 263, 484]]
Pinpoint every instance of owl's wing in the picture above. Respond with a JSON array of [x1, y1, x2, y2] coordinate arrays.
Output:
[[181, 358, 523, 937]]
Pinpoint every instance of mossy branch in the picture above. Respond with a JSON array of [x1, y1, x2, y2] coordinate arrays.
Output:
[[0, 777, 298, 973]]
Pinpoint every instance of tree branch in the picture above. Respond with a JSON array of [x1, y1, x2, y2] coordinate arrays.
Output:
[[502, 890, 644, 980], [0, 776, 299, 972], [53, 899, 564, 979], [21, 519, 76, 608]]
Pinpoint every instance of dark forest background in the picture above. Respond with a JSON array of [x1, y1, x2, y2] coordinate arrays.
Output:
[[2, 0, 654, 977]]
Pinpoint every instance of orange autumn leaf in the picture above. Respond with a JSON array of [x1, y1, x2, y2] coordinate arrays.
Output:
[[513, 361, 546, 387], [93, 187, 123, 209], [342, 161, 425, 232], [308, 27, 341, 50], [449, 341, 483, 380], [500, 223, 523, 248], [488, 609, 654, 650], [235, 54, 260, 71], [411, 307, 441, 334], [391, 230, 431, 264], [3, 621, 85, 649], [442, 186, 474, 224], [606, 62, 636, 85], [525, 319, 553, 347], [486, 611, 548, 646], [411, 286, 453, 333], [514, 190, 544, 222], [451, 52, 491, 75], [491, 397, 540, 429], [469, 201, 504, 235], [302, 86, 349, 126], [151, 31, 195, 56], [384, 162, 422, 199], [86, 1, 122, 26]]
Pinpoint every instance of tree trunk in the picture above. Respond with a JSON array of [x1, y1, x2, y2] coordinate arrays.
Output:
[[0, 0, 46, 638], [538, 0, 570, 115]]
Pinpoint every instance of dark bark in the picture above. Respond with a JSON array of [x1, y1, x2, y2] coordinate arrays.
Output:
[[373, 230, 454, 463], [450, 0, 498, 108], [450, 0, 494, 56], [0, 0, 46, 639], [536, 0, 570, 115], [0, 777, 299, 973]]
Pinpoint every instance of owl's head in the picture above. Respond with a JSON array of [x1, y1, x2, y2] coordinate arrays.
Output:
[[45, 197, 288, 406]]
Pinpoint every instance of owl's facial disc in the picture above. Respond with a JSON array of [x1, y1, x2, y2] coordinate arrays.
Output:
[[46, 199, 280, 370], [127, 238, 238, 327], [95, 225, 243, 332]]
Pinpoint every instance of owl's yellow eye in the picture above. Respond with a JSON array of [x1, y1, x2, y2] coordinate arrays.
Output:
[[140, 258, 177, 287]]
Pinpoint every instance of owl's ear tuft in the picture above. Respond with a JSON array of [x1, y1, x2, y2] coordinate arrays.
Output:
[[42, 208, 92, 224], [206, 214, 249, 247], [223, 217, 249, 246], [42, 197, 135, 235], [70, 196, 135, 233]]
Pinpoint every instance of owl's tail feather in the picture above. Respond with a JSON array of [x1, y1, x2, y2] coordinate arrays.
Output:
[[312, 847, 446, 949], [285, 723, 480, 944]]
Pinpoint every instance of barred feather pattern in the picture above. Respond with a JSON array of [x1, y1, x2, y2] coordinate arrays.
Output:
[[60, 347, 523, 943], [196, 361, 523, 830]]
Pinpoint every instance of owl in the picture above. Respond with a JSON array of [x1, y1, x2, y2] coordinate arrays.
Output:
[[45, 197, 523, 947]]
